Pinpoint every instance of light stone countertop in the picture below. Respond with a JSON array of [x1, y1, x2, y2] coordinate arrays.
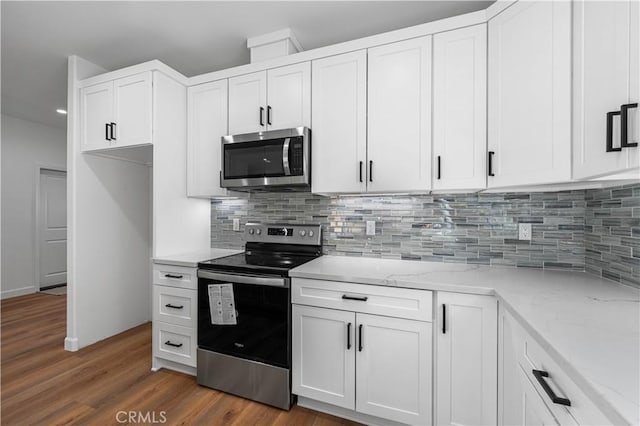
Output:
[[290, 255, 640, 425], [152, 248, 241, 268]]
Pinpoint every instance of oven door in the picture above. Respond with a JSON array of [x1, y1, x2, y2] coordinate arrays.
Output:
[[221, 127, 309, 189], [197, 270, 290, 369]]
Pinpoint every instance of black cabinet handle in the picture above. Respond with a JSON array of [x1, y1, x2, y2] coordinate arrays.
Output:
[[259, 107, 265, 126], [110, 122, 116, 141], [437, 155, 441, 180], [532, 370, 571, 406], [164, 341, 183, 348], [164, 274, 183, 279], [105, 123, 111, 141], [488, 151, 495, 176], [621, 103, 638, 148], [369, 160, 373, 182], [607, 111, 622, 152], [358, 324, 363, 352], [165, 303, 184, 309], [347, 322, 352, 350], [267, 105, 272, 125], [359, 161, 363, 183], [342, 295, 368, 302], [442, 303, 446, 334]]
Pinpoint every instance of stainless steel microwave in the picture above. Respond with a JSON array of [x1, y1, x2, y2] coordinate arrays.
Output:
[[221, 127, 311, 191]]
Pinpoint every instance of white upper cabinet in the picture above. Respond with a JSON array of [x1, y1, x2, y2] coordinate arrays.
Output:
[[81, 81, 113, 151], [436, 292, 497, 426], [433, 24, 487, 191], [113, 72, 153, 148], [488, 1, 571, 187], [573, 0, 640, 179], [311, 50, 367, 194], [368, 36, 432, 193], [187, 80, 228, 198], [228, 71, 267, 134], [228, 62, 310, 135], [80, 71, 153, 152], [267, 62, 311, 130]]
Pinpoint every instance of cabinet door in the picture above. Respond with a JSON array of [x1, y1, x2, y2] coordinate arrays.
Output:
[[436, 292, 497, 426], [433, 24, 487, 191], [488, 1, 571, 187], [113, 72, 153, 147], [187, 80, 228, 197], [573, 0, 635, 178], [311, 51, 367, 194], [266, 62, 311, 130], [368, 36, 432, 192], [228, 71, 267, 134], [292, 305, 356, 410], [81, 81, 113, 151], [355, 313, 431, 425], [628, 0, 639, 170]]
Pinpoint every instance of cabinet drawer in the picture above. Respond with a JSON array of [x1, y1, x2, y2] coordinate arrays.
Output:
[[506, 310, 610, 425], [153, 322, 196, 368], [153, 285, 197, 328], [292, 278, 432, 321], [152, 264, 197, 289]]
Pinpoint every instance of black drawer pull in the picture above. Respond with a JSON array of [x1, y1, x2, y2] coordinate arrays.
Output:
[[164, 274, 183, 279], [110, 122, 116, 141], [165, 303, 184, 309], [532, 369, 571, 406], [164, 341, 183, 348], [259, 107, 265, 126], [347, 322, 352, 350], [607, 111, 622, 152], [105, 123, 111, 141], [358, 324, 363, 352], [437, 155, 441, 180], [621, 103, 638, 148], [342, 295, 368, 302], [369, 160, 373, 182], [267, 105, 272, 125], [359, 161, 363, 183]]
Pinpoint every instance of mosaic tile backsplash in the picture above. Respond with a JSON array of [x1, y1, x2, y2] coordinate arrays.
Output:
[[211, 190, 591, 270], [584, 184, 640, 287], [211, 183, 640, 287]]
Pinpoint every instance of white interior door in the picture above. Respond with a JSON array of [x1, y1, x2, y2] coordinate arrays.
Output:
[[39, 169, 67, 288]]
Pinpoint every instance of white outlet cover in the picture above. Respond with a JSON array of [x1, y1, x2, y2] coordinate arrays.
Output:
[[366, 220, 376, 236], [518, 223, 531, 241], [233, 218, 240, 231]]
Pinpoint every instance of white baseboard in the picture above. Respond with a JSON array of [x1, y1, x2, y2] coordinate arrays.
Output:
[[64, 337, 79, 352], [1, 285, 36, 299], [296, 396, 405, 426]]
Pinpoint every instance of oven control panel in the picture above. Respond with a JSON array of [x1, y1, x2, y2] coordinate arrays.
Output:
[[245, 223, 322, 246]]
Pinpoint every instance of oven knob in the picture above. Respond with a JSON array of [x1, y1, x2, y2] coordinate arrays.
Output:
[[256, 228, 262, 235], [299, 230, 306, 237], [248, 229, 254, 235], [309, 231, 314, 237]]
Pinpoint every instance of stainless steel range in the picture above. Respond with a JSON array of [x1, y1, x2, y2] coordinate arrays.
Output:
[[197, 223, 322, 410]]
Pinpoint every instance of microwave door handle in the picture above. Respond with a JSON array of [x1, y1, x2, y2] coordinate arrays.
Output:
[[282, 138, 291, 176]]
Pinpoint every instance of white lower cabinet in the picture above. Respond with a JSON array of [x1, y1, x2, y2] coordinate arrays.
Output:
[[292, 280, 432, 425], [499, 306, 610, 426], [436, 292, 497, 426], [152, 263, 198, 375]]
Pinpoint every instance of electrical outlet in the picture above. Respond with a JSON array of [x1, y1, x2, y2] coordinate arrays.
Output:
[[366, 220, 376, 236], [518, 223, 531, 241], [233, 218, 240, 231]]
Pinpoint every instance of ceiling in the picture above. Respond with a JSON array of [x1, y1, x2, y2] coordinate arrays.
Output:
[[1, 1, 493, 129]]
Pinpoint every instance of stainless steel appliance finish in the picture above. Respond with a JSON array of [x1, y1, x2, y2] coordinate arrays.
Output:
[[221, 127, 311, 191], [197, 344, 291, 410], [197, 223, 322, 410]]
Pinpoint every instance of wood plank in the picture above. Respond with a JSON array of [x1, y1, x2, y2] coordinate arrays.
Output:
[[1, 293, 361, 425]]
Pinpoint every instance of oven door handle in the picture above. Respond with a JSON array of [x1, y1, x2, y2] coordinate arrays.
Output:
[[282, 137, 291, 176], [198, 270, 288, 288]]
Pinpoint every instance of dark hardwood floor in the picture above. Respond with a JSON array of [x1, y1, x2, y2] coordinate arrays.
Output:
[[1, 293, 359, 425]]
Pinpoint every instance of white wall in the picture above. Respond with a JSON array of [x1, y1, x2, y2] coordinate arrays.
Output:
[[1, 114, 66, 298]]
